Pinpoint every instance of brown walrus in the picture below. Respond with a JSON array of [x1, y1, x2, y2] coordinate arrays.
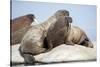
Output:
[[11, 14, 39, 45], [46, 16, 72, 51], [11, 26, 32, 45], [19, 10, 70, 65], [11, 14, 35, 33], [65, 25, 93, 48]]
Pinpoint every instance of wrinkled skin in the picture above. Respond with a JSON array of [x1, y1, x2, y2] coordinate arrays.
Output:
[[11, 14, 35, 45], [11, 14, 35, 33], [19, 10, 70, 65], [19, 10, 93, 65], [65, 26, 93, 48], [46, 16, 72, 51], [47, 18, 93, 50]]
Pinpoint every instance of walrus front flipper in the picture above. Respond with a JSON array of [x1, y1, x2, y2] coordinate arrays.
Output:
[[65, 39, 74, 45], [23, 54, 35, 65], [19, 46, 35, 65], [65, 42, 74, 46]]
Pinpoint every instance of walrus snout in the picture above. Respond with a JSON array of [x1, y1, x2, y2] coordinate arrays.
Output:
[[65, 16, 72, 23], [64, 16, 72, 28]]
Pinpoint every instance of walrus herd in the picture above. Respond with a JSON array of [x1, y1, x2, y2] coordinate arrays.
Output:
[[46, 13, 93, 52], [11, 10, 94, 65]]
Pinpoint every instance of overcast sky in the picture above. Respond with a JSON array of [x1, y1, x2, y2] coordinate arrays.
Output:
[[11, 0, 97, 41]]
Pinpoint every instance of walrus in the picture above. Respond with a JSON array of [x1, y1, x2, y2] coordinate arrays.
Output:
[[19, 10, 70, 65], [46, 16, 72, 51], [65, 25, 93, 48], [11, 14, 35, 33], [11, 14, 39, 45]]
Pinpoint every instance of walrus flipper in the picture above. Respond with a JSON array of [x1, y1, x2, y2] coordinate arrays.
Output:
[[19, 46, 36, 65], [78, 33, 93, 48], [23, 54, 35, 65], [65, 38, 74, 45]]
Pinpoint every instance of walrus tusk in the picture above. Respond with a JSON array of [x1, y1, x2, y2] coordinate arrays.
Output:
[[34, 18, 39, 24], [31, 18, 39, 26]]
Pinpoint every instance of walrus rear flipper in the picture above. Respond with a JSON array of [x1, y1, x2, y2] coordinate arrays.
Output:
[[78, 34, 93, 48]]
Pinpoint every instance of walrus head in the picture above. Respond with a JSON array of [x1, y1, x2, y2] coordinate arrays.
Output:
[[26, 14, 35, 20], [54, 10, 69, 19], [47, 10, 73, 32], [26, 14, 39, 25], [54, 10, 72, 27]]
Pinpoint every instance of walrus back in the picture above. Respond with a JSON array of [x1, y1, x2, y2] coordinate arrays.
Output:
[[68, 26, 85, 44]]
